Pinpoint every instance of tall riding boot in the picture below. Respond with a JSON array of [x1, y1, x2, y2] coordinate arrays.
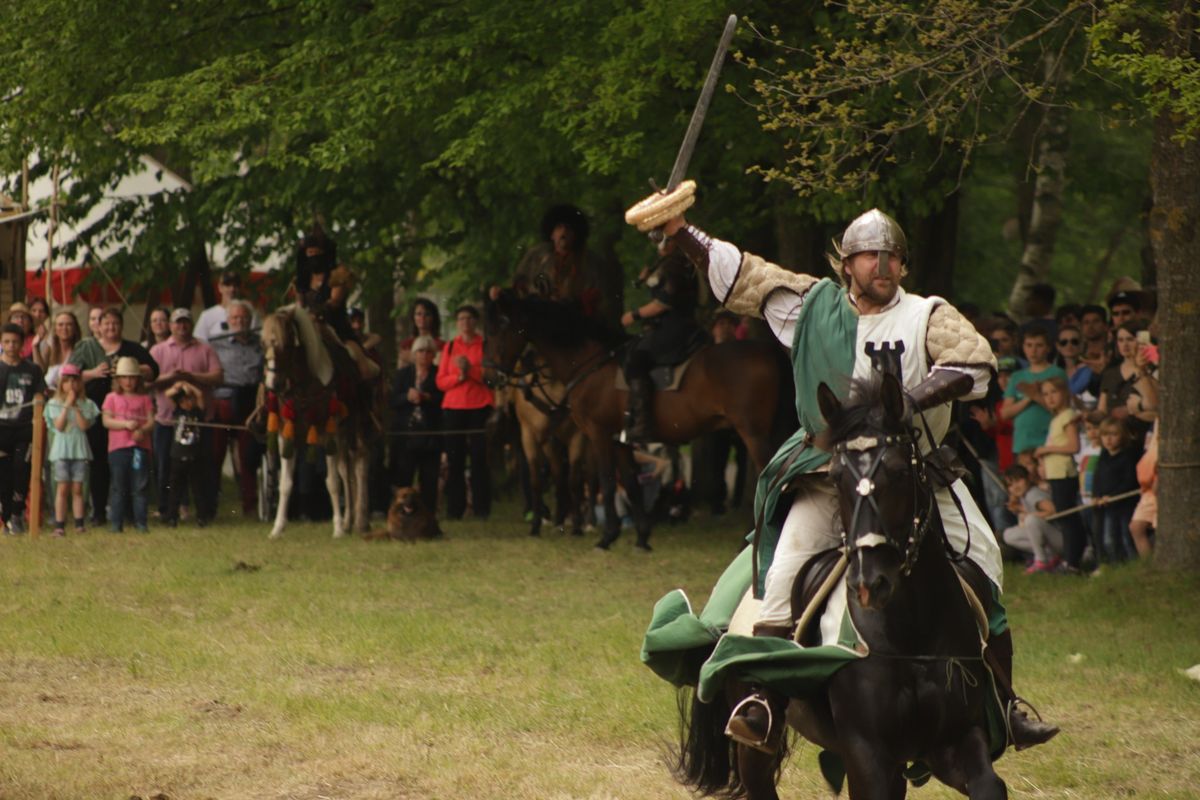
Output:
[[725, 622, 792, 754], [623, 376, 655, 443], [986, 629, 1060, 750]]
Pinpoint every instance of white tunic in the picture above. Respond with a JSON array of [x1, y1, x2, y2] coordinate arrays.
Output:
[[701, 229, 1003, 593]]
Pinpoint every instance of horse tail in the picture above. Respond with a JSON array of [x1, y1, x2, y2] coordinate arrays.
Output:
[[670, 685, 747, 799]]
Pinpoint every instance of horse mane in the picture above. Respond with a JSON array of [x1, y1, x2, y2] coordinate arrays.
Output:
[[260, 308, 291, 350], [821, 374, 913, 447], [493, 291, 624, 349]]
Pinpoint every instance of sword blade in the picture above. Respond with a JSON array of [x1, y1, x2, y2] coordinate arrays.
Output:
[[666, 14, 738, 192]]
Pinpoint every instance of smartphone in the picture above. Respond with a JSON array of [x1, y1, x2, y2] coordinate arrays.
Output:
[[1136, 330, 1152, 345]]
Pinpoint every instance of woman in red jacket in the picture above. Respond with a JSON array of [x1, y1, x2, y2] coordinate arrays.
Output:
[[436, 305, 492, 519]]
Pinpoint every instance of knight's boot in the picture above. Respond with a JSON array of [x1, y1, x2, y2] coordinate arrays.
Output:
[[346, 340, 381, 381], [725, 622, 793, 754], [987, 629, 1060, 750], [622, 376, 655, 443]]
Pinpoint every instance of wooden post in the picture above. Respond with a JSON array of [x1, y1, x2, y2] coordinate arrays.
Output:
[[29, 395, 45, 539]]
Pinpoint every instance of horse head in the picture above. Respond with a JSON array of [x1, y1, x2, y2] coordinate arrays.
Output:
[[482, 289, 529, 387], [818, 371, 936, 611], [261, 309, 298, 394]]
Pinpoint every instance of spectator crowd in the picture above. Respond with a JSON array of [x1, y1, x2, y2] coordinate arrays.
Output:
[[958, 282, 1160, 575], [0, 268, 1162, 574]]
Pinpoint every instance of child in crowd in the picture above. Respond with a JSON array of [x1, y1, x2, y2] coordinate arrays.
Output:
[[102, 357, 154, 533], [1129, 420, 1157, 557], [1076, 411, 1105, 563], [0, 323, 46, 535], [1033, 376, 1088, 569], [164, 382, 211, 528], [1001, 464, 1063, 574], [43, 364, 99, 536], [1001, 326, 1067, 478], [1092, 416, 1141, 562]]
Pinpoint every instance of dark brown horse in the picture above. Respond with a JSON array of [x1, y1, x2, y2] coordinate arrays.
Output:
[[675, 373, 1008, 799], [483, 291, 795, 550]]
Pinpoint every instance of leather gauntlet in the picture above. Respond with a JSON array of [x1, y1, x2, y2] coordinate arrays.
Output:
[[671, 226, 711, 275], [909, 369, 974, 411]]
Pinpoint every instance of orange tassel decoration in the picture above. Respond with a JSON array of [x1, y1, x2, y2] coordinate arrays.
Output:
[[282, 419, 295, 441], [267, 411, 280, 434], [306, 425, 321, 446]]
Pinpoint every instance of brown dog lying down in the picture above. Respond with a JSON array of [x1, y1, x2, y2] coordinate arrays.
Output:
[[364, 487, 443, 542]]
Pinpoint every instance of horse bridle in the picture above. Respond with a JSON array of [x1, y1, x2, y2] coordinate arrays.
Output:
[[834, 427, 936, 577], [483, 317, 617, 421], [263, 313, 301, 397]]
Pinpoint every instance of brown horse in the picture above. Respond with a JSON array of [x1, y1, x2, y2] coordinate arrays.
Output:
[[261, 305, 373, 539], [501, 353, 590, 537], [484, 291, 795, 550]]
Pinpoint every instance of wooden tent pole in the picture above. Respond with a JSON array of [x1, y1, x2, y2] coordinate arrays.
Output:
[[29, 396, 45, 539]]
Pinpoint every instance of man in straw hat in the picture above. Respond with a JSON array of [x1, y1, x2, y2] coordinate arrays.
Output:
[[626, 185, 1057, 753]]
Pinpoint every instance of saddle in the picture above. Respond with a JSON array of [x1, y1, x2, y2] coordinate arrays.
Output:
[[314, 321, 384, 434], [614, 342, 705, 393]]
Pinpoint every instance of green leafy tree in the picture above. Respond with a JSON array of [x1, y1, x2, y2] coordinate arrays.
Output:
[[1092, 0, 1200, 570]]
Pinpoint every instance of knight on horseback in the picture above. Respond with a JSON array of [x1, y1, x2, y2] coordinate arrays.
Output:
[[294, 226, 380, 381], [619, 237, 704, 443], [629, 187, 1059, 754]]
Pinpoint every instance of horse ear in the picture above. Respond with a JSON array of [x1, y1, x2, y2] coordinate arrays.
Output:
[[881, 372, 906, 423], [817, 382, 842, 426]]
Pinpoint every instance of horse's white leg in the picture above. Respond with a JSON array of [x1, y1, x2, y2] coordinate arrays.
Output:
[[354, 438, 370, 533], [269, 454, 295, 539], [328, 452, 346, 538]]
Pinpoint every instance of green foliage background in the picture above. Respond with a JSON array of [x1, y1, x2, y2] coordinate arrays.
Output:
[[0, 1, 1188, 311]]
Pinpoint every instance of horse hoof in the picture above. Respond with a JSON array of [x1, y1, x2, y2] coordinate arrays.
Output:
[[594, 539, 613, 551], [268, 530, 283, 540], [529, 528, 541, 538], [635, 542, 653, 553]]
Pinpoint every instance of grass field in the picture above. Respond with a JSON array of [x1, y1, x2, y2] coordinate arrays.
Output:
[[1, 502, 1198, 800]]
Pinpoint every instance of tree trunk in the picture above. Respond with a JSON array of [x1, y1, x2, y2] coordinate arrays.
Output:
[[178, 231, 212, 310], [1007, 54, 1070, 320], [1149, 3, 1200, 572], [910, 190, 959, 299]]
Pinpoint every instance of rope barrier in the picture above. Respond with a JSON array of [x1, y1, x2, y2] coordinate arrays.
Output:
[[951, 424, 1144, 522]]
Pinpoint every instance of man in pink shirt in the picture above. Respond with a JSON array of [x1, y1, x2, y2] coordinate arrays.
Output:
[[150, 308, 223, 525]]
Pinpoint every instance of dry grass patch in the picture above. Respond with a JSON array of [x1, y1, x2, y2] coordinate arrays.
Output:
[[0, 505, 1196, 798]]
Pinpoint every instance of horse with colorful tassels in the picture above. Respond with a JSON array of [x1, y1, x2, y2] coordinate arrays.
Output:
[[261, 305, 374, 538]]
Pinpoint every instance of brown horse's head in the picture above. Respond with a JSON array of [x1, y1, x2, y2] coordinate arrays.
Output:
[[482, 290, 529, 388], [819, 372, 934, 611]]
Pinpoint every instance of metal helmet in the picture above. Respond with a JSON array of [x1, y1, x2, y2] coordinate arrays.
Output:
[[835, 208, 907, 263]]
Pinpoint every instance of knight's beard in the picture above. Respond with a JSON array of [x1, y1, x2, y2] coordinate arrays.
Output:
[[852, 278, 898, 307]]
